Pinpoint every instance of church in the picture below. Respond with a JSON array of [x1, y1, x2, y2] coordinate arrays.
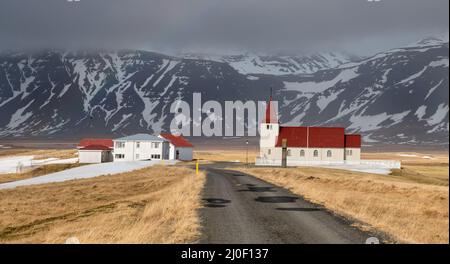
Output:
[[257, 96, 361, 166]]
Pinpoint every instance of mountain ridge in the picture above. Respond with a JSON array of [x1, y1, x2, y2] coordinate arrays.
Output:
[[0, 39, 448, 145]]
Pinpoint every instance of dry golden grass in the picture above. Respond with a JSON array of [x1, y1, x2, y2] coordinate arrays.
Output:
[[0, 163, 85, 184], [368, 151, 449, 186], [195, 150, 259, 163], [362, 151, 449, 165], [0, 165, 205, 244], [390, 165, 448, 186], [235, 166, 449, 244], [0, 149, 77, 159]]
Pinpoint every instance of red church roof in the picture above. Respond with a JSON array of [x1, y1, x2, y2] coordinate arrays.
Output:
[[344, 134, 361, 148], [275, 126, 358, 148], [160, 134, 194, 147], [275, 127, 308, 147], [309, 127, 345, 148], [78, 138, 113, 149]]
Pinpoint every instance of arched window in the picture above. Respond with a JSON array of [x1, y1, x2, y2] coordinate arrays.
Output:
[[313, 150, 319, 157], [300, 150, 305, 157], [327, 150, 332, 157]]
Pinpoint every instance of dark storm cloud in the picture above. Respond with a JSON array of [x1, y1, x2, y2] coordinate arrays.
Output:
[[0, 0, 448, 55]]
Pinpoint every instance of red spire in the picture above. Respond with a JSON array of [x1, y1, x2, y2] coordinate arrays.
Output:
[[265, 96, 278, 123]]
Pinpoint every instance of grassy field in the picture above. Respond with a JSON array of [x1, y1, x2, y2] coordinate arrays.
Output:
[[0, 149, 77, 159], [0, 147, 447, 244], [196, 150, 449, 244], [195, 149, 259, 163], [0, 165, 205, 243], [364, 152, 449, 186]]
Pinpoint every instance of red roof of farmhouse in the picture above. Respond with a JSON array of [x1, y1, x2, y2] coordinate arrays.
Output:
[[79, 144, 112, 151], [160, 134, 194, 147], [78, 138, 113, 149]]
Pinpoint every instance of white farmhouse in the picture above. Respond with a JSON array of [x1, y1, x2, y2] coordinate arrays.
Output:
[[113, 134, 170, 161], [159, 133, 194, 161]]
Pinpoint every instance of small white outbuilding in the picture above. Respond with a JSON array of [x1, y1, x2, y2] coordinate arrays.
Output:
[[78, 145, 113, 163], [77, 139, 114, 164], [159, 133, 194, 161]]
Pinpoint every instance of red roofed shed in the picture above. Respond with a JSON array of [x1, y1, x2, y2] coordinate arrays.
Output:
[[78, 138, 113, 149], [80, 144, 112, 151], [77, 142, 113, 163]]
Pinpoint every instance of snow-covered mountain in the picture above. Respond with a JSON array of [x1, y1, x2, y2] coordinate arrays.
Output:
[[182, 52, 357, 76], [275, 38, 449, 145], [0, 38, 448, 145], [0, 51, 262, 138]]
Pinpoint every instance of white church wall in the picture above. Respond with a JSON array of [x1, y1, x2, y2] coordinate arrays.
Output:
[[264, 147, 345, 162], [259, 147, 282, 160], [344, 148, 361, 161], [259, 123, 279, 148]]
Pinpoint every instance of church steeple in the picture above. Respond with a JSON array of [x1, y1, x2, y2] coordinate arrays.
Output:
[[260, 90, 279, 150], [265, 95, 278, 124]]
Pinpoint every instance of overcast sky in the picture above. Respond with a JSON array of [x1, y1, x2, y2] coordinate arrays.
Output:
[[0, 0, 448, 56]]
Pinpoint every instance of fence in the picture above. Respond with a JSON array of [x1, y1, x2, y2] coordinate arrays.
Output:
[[0, 156, 34, 174], [255, 157, 401, 169]]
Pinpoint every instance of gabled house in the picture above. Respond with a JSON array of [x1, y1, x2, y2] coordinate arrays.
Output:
[[78, 134, 194, 163], [113, 134, 169, 161], [77, 138, 113, 163], [159, 133, 194, 161]]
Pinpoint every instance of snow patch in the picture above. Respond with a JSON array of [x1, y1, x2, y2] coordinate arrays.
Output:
[[425, 79, 443, 99], [6, 100, 35, 129], [316, 90, 343, 112], [284, 67, 359, 94], [153, 60, 179, 87], [348, 110, 410, 132], [427, 103, 449, 126], [0, 160, 177, 190], [415, 105, 427, 120], [429, 58, 449, 68]]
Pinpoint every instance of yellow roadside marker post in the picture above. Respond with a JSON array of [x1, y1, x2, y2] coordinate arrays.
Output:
[[196, 161, 199, 175]]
